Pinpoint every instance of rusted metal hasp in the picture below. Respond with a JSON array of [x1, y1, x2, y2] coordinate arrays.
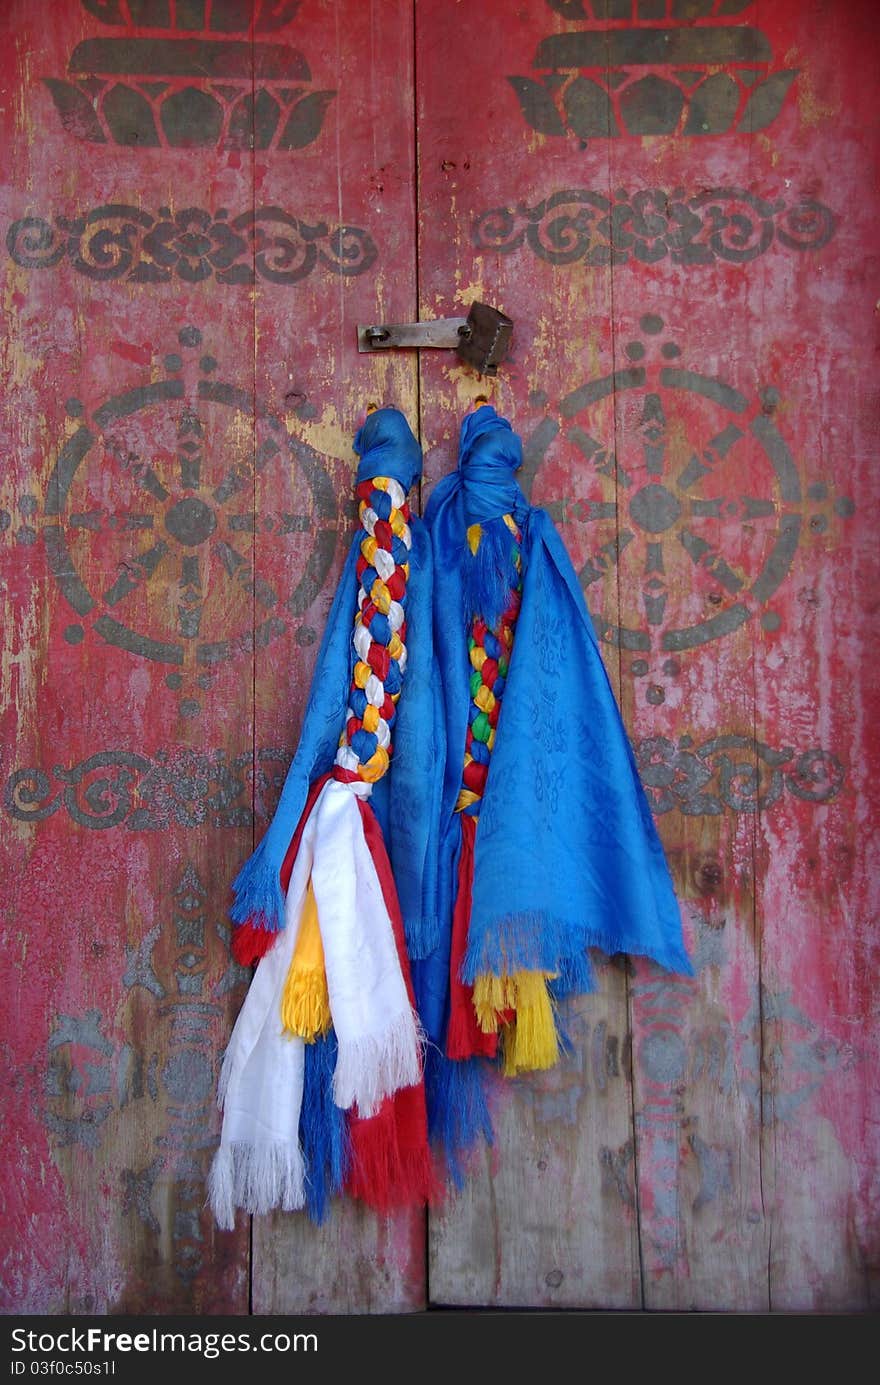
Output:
[[357, 301, 513, 375]]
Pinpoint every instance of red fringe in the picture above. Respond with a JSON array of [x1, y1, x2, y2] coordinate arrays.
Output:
[[231, 922, 276, 966], [232, 772, 333, 967], [347, 799, 437, 1212], [347, 1086, 436, 1213], [446, 813, 498, 1061]]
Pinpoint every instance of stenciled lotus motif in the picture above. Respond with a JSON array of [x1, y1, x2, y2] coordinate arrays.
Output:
[[510, 2, 797, 143], [44, 0, 334, 151]]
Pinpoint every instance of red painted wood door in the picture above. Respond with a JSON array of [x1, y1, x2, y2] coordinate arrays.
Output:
[[2, 0, 877, 1313]]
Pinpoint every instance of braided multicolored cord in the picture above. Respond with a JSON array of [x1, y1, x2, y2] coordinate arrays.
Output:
[[281, 433, 413, 1043], [334, 472, 411, 788], [456, 515, 521, 815]]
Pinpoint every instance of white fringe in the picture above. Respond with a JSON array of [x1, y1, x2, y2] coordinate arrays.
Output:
[[208, 1140, 306, 1230], [332, 1004, 424, 1118]]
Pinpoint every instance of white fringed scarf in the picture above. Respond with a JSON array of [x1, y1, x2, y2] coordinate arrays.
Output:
[[208, 777, 423, 1230]]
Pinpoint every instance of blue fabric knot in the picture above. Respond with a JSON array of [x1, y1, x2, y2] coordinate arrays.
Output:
[[458, 404, 528, 526], [350, 688, 368, 718], [368, 611, 391, 644], [351, 727, 378, 761], [371, 489, 393, 521], [230, 404, 438, 951], [355, 407, 422, 493]]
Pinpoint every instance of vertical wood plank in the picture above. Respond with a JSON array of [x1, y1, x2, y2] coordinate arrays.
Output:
[[0, 0, 257, 1310], [619, 0, 877, 1311], [249, 0, 425, 1313], [602, 155, 770, 1310], [749, 0, 879, 1312], [416, 4, 639, 1309], [417, 0, 877, 1312]]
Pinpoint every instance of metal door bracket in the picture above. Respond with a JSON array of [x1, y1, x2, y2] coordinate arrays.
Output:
[[357, 301, 513, 375]]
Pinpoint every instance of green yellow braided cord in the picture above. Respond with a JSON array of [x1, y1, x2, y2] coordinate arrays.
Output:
[[457, 515, 559, 1074]]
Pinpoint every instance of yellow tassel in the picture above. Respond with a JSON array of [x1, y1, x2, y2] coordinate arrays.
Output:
[[281, 881, 331, 1041], [467, 523, 483, 555], [472, 972, 517, 1033], [502, 972, 559, 1075], [472, 969, 560, 1070]]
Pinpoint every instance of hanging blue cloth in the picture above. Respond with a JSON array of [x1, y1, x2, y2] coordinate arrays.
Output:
[[228, 406, 441, 960], [417, 404, 691, 1104]]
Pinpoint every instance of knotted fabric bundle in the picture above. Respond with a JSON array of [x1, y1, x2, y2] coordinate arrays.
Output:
[[209, 407, 438, 1228], [416, 403, 692, 1180]]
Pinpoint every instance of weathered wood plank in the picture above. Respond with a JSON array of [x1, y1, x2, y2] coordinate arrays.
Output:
[[0, 0, 256, 1311], [254, 1205, 424, 1315], [418, 0, 877, 1313], [602, 167, 769, 1303], [249, 0, 425, 1313], [426, 977, 640, 1309], [749, 0, 880, 1310], [416, 3, 640, 1307]]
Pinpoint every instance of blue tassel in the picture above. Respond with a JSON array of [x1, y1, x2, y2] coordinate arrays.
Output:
[[405, 914, 441, 962], [299, 1031, 351, 1224], [425, 1050, 494, 1190], [229, 834, 285, 933], [461, 516, 520, 629], [461, 909, 574, 982], [551, 949, 595, 1000]]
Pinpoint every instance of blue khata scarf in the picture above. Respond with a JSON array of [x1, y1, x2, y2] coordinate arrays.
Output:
[[228, 406, 441, 963], [214, 406, 442, 1227], [414, 404, 692, 1178]]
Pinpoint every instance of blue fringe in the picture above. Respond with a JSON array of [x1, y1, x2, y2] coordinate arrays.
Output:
[[461, 516, 520, 629], [462, 910, 694, 983], [405, 914, 441, 962], [425, 1050, 494, 1190], [229, 835, 285, 933], [299, 1032, 351, 1224], [550, 949, 596, 1000]]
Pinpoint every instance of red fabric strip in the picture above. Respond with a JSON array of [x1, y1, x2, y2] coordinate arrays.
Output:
[[280, 771, 333, 892], [446, 813, 498, 1061], [231, 771, 332, 965], [346, 798, 436, 1211]]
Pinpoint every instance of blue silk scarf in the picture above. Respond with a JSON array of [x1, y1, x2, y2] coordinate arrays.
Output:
[[229, 406, 441, 961], [415, 405, 692, 1173]]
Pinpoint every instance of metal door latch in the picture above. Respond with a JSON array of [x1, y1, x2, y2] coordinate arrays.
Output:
[[357, 301, 513, 375]]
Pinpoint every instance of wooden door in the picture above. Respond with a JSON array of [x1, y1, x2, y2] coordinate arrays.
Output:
[[2, 0, 876, 1314]]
